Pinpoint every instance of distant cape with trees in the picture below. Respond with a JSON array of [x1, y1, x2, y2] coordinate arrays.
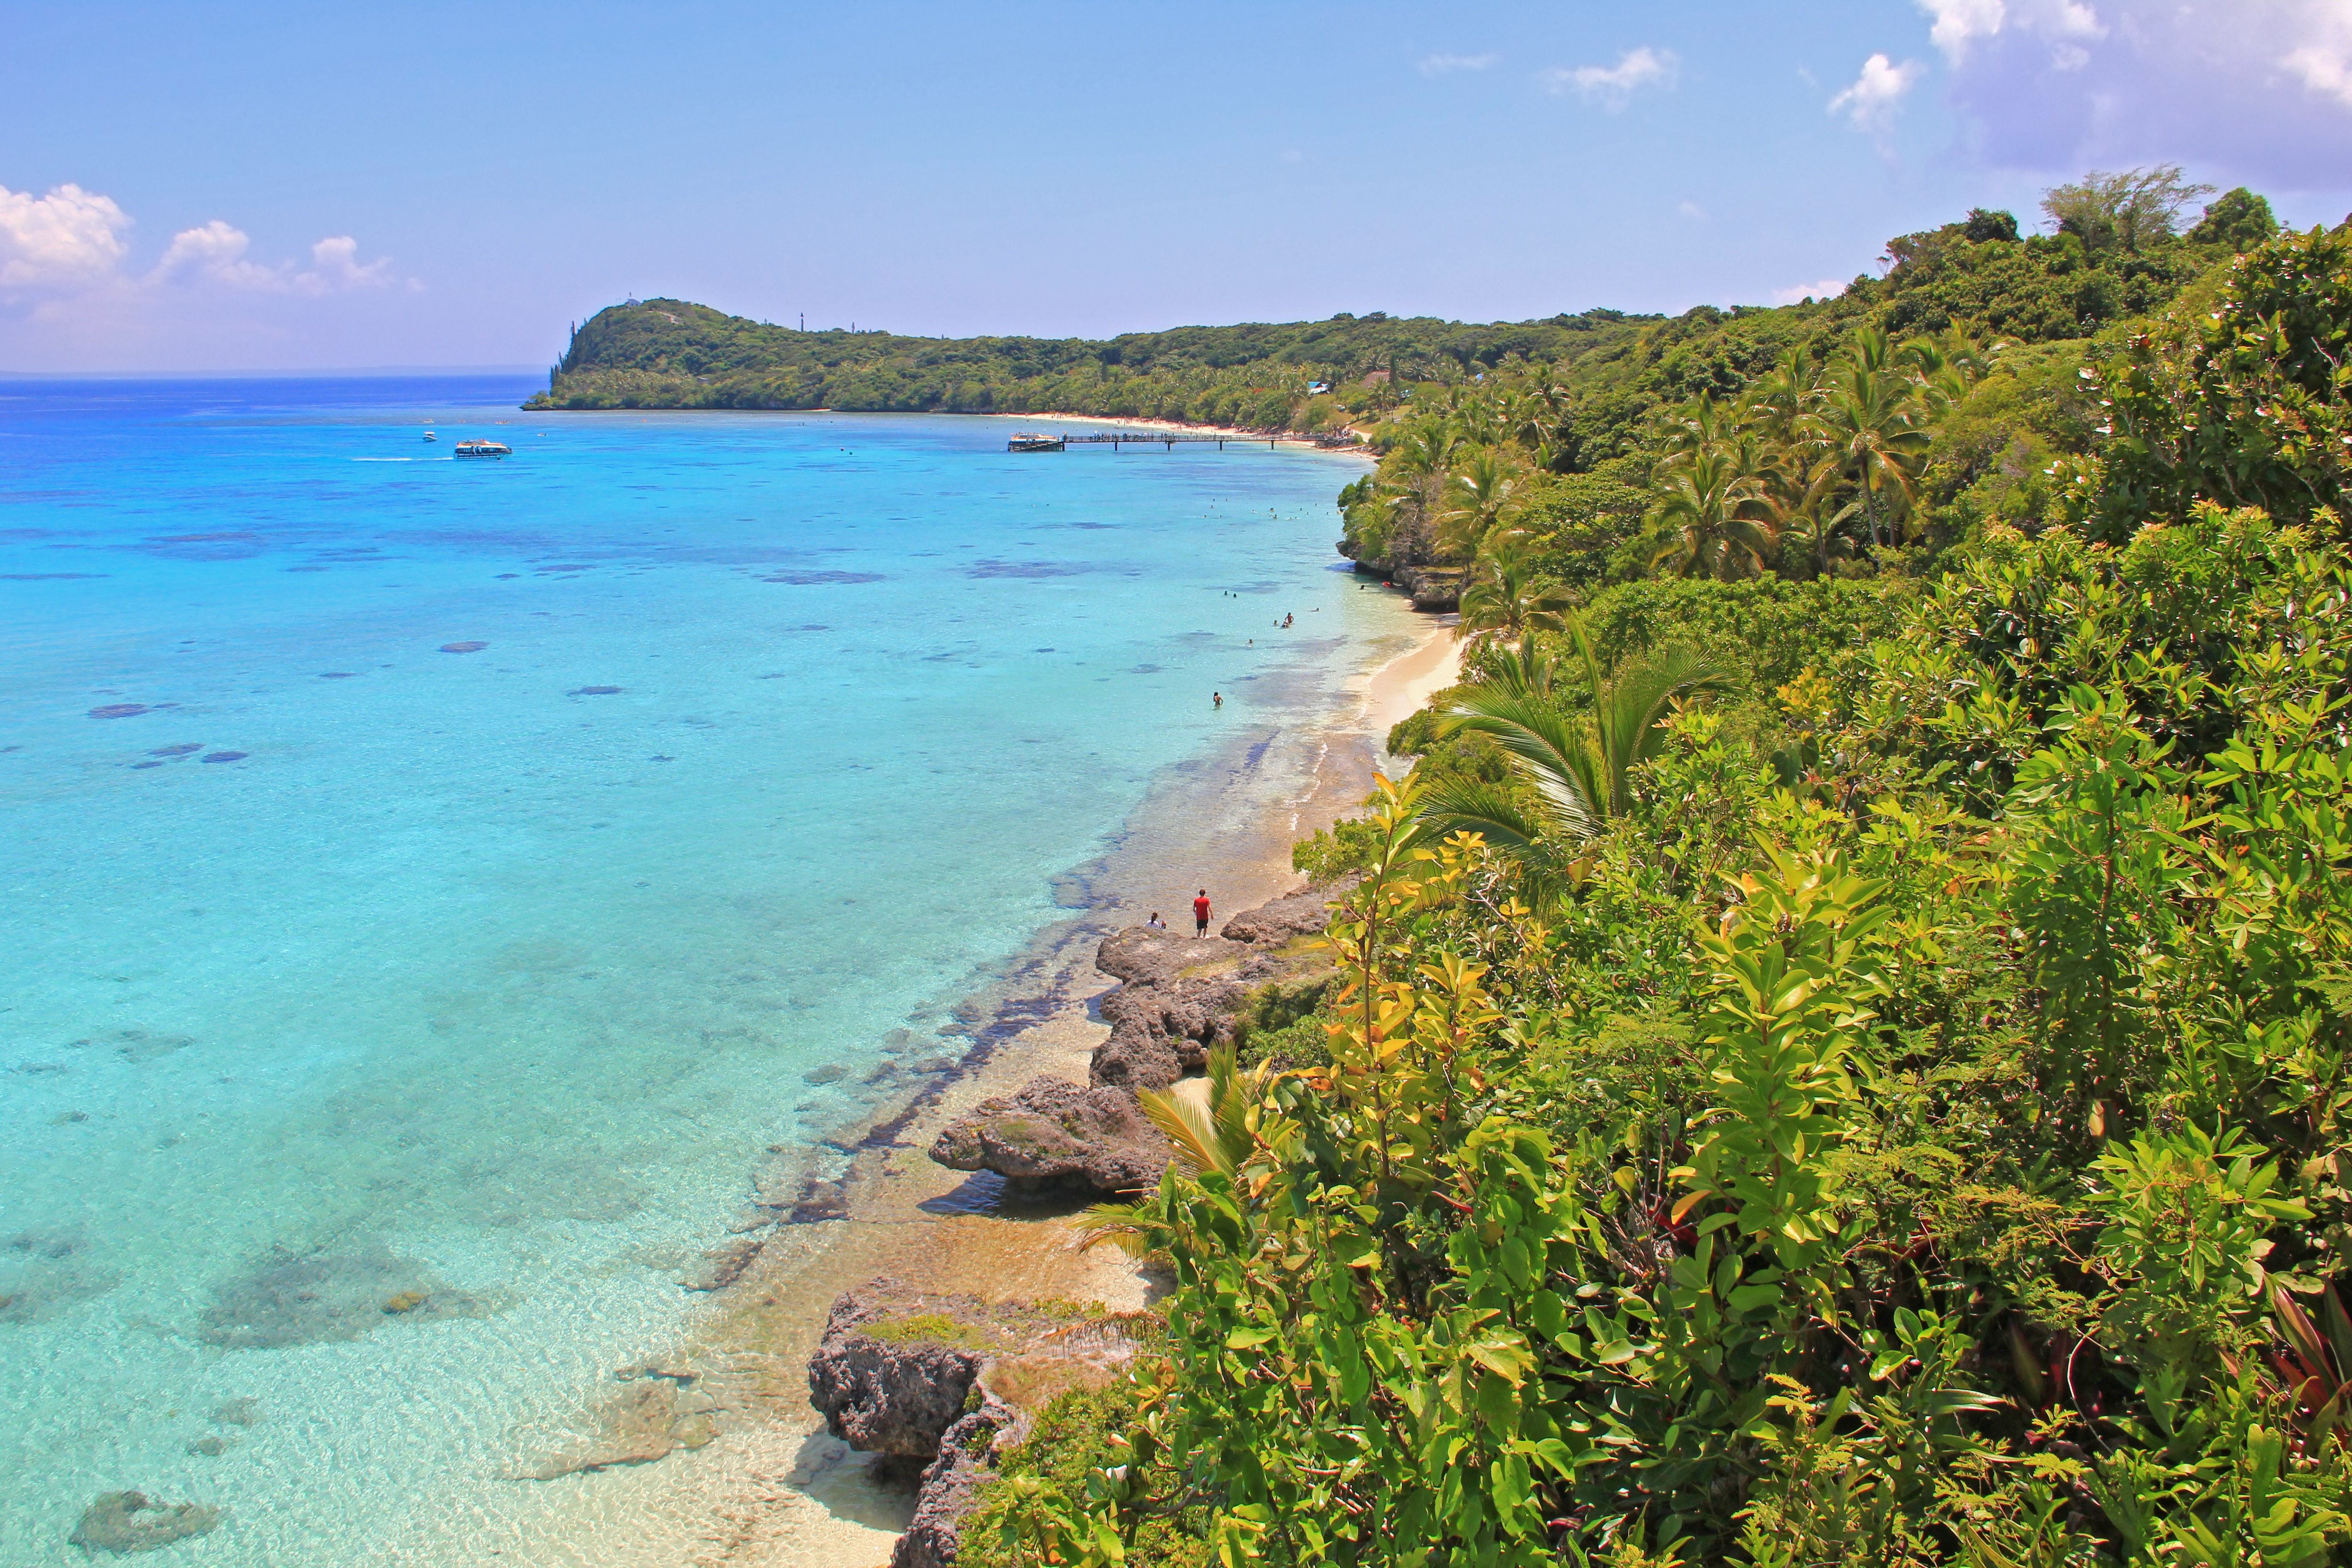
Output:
[[525, 301, 1667, 434], [528, 171, 2287, 477]]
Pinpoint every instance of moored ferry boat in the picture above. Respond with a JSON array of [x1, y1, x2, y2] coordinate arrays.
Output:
[[453, 439, 512, 458], [1007, 433, 1064, 452]]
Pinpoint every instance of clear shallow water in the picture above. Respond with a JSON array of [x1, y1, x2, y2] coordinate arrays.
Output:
[[0, 378, 1406, 1564]]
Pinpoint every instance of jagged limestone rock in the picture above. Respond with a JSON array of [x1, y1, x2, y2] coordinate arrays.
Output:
[[807, 1282, 999, 1458]]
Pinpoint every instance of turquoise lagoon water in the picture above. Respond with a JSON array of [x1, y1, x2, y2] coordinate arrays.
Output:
[[0, 379, 1413, 1563]]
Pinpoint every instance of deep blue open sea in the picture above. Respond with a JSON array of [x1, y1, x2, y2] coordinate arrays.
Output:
[[0, 376, 1413, 1563]]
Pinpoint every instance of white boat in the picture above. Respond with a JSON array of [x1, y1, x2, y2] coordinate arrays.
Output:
[[422, 430, 436, 442], [453, 439, 511, 458]]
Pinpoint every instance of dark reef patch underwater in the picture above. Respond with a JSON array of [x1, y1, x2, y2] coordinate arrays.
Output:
[[199, 1245, 491, 1348]]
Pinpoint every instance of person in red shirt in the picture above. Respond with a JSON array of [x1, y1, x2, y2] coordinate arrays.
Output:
[[1192, 889, 1211, 937]]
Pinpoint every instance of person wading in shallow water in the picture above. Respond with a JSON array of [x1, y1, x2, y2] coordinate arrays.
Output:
[[1213, 692, 1222, 708], [1146, 911, 1167, 930], [1193, 889, 1212, 937]]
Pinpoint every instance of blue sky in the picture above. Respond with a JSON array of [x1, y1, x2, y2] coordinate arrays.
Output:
[[4, 0, 2350, 371]]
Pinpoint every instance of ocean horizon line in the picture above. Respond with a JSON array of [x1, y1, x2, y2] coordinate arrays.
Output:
[[0, 365, 548, 381]]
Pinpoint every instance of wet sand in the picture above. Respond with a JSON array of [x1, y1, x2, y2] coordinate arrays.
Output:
[[496, 619, 1462, 1567]]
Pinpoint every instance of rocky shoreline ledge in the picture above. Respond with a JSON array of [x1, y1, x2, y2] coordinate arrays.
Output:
[[928, 878, 1345, 1196], [805, 879, 1351, 1566]]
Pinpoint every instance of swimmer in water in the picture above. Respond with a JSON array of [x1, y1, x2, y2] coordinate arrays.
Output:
[[1213, 692, 1223, 708]]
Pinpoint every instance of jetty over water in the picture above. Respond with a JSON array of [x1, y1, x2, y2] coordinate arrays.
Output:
[[1007, 431, 1364, 453]]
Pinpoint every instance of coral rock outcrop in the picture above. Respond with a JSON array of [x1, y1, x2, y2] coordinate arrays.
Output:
[[807, 1283, 992, 1460], [927, 1077, 1168, 1195], [927, 881, 1347, 1198]]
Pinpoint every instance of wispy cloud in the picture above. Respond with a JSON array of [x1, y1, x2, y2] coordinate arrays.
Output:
[[1828, 53, 1924, 136], [1419, 52, 1498, 76], [1916, 0, 2102, 65], [1773, 278, 1849, 304], [1542, 46, 1680, 109], [1914, 0, 2352, 185], [1677, 200, 1708, 221]]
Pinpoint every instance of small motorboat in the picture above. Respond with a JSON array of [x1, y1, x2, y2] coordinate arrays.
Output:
[[1007, 433, 1064, 453], [422, 430, 436, 442], [453, 439, 512, 458]]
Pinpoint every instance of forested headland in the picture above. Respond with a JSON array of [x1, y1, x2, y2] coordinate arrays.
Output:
[[917, 170, 2352, 1567]]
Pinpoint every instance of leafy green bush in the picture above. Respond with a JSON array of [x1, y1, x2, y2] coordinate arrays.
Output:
[[2063, 223, 2352, 538], [963, 1385, 1211, 1568]]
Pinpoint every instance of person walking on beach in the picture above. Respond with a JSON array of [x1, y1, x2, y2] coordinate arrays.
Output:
[[1193, 889, 1212, 937]]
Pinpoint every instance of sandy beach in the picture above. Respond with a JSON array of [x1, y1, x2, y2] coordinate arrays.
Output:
[[1016, 409, 1379, 454], [500, 617, 1463, 1567]]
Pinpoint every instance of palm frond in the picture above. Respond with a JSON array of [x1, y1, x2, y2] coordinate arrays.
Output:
[[1442, 688, 1609, 836], [1077, 1199, 1158, 1257], [1136, 1083, 1230, 1178], [1417, 777, 1568, 852]]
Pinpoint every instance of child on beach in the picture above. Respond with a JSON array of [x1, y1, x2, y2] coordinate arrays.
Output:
[[1193, 889, 1211, 936], [1146, 912, 1166, 930]]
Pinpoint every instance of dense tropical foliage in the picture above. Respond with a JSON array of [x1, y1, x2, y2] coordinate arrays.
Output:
[[960, 181, 2352, 1565]]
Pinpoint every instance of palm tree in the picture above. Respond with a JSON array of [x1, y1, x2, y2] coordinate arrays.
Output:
[[1657, 390, 1737, 463], [1384, 413, 1459, 481], [1775, 444, 1862, 579], [1647, 440, 1781, 579], [1813, 342, 1931, 549], [1417, 620, 1730, 900], [1454, 532, 1576, 647], [1745, 346, 1821, 450], [1438, 446, 1518, 560]]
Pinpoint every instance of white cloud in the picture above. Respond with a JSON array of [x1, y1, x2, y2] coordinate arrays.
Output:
[[1542, 46, 1679, 108], [1923, 0, 2352, 186], [1918, 0, 2102, 62], [297, 236, 399, 294], [151, 220, 278, 290], [0, 179, 421, 368], [1919, 0, 2009, 60], [1828, 53, 1924, 135], [2285, 26, 2352, 109], [1773, 278, 1849, 304], [1677, 200, 1707, 220], [0, 183, 131, 294], [1419, 52, 1497, 75], [149, 223, 400, 295]]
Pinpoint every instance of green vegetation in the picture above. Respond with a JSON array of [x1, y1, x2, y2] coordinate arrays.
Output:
[[964, 1387, 1211, 1568], [979, 183, 2352, 1565], [859, 1312, 1001, 1352], [525, 302, 1663, 429]]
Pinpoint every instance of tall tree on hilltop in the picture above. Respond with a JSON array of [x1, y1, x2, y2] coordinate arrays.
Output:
[[2041, 164, 2216, 254]]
